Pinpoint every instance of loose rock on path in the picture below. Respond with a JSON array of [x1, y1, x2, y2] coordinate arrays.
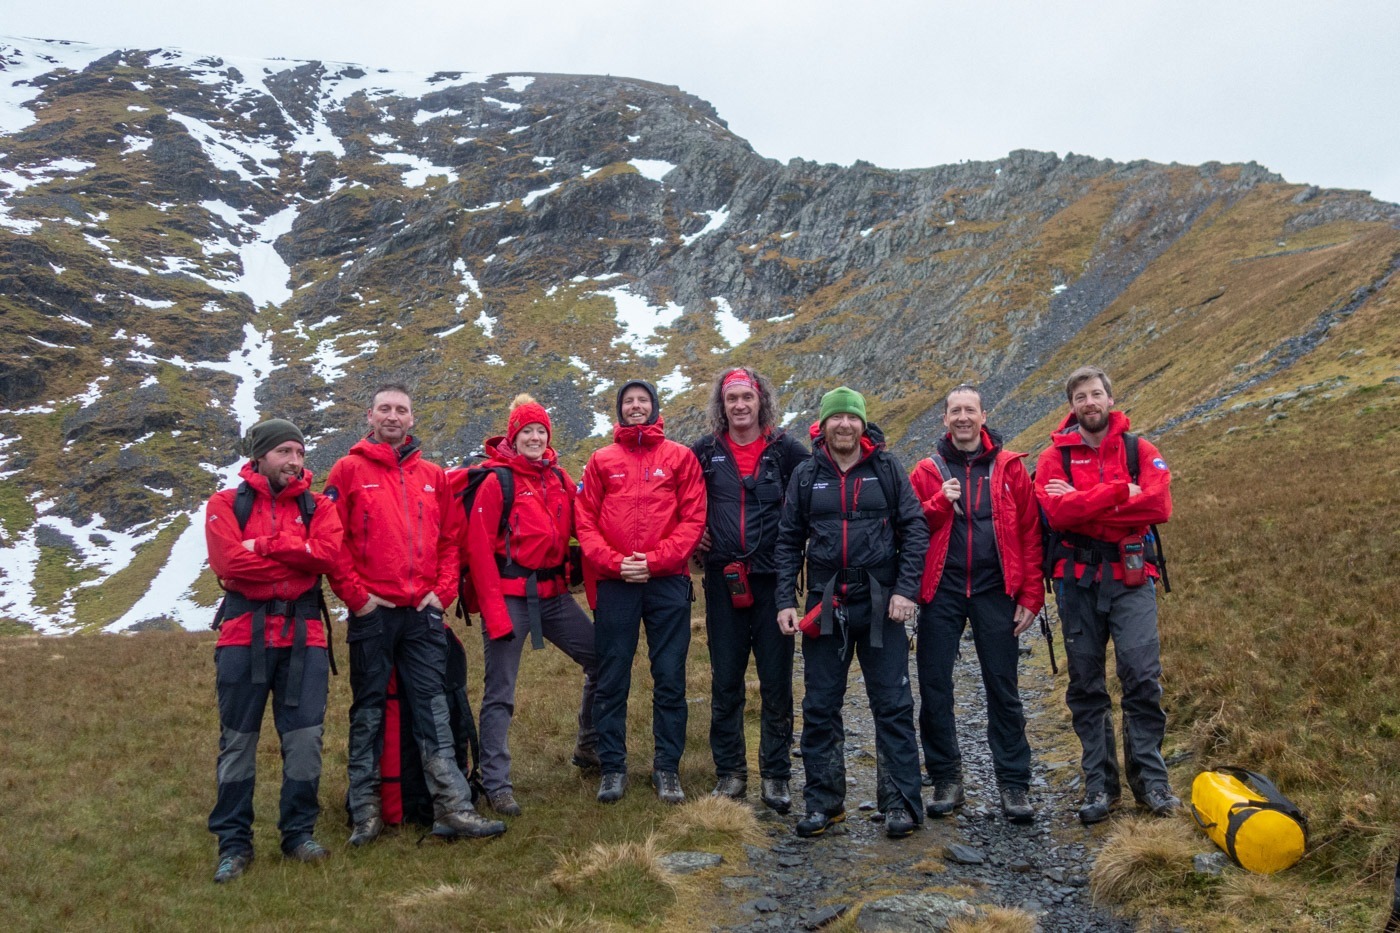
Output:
[[711, 627, 1136, 932]]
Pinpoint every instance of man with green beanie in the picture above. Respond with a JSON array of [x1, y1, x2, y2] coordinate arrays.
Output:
[[205, 417, 344, 882], [774, 387, 928, 839]]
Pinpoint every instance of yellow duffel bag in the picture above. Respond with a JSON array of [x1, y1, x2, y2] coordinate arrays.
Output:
[[1190, 767, 1308, 874]]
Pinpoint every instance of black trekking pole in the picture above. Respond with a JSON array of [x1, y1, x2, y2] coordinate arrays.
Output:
[[1037, 607, 1058, 675]]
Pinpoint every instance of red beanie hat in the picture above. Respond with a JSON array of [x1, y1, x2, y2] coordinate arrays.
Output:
[[507, 393, 552, 448]]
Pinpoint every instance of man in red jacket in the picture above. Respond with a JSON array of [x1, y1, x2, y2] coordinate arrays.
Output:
[[575, 379, 707, 805], [909, 386, 1043, 825], [1035, 366, 1178, 825], [205, 418, 343, 883], [325, 384, 505, 844]]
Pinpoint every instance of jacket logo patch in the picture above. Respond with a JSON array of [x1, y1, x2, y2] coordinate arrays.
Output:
[[1152, 457, 1167, 470], [652, 468, 666, 478], [424, 484, 435, 492], [361, 483, 380, 489], [609, 473, 626, 479], [1070, 458, 1092, 466], [812, 482, 830, 490], [324, 486, 339, 501]]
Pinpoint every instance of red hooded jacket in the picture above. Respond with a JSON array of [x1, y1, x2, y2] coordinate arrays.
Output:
[[909, 429, 1043, 612], [575, 418, 706, 606], [452, 437, 578, 639], [1034, 410, 1172, 581], [324, 436, 460, 613], [205, 462, 344, 648]]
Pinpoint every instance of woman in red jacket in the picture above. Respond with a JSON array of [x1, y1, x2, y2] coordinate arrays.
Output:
[[457, 395, 597, 817]]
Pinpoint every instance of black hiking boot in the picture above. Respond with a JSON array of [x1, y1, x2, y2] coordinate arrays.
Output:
[[349, 815, 384, 848], [1078, 791, 1121, 825], [652, 770, 685, 805], [885, 808, 917, 838], [597, 772, 627, 804], [285, 839, 330, 863], [926, 780, 965, 817], [710, 775, 747, 800], [1141, 785, 1182, 817], [760, 778, 792, 815], [1000, 787, 1035, 824], [433, 807, 507, 839], [795, 809, 846, 838]]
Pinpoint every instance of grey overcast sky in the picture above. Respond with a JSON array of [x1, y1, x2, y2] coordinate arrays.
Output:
[[6, 0, 1398, 204]]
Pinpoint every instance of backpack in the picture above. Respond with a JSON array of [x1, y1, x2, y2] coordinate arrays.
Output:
[[1039, 432, 1170, 592]]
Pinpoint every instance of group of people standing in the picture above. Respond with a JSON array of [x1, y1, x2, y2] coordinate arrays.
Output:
[[203, 363, 1178, 883]]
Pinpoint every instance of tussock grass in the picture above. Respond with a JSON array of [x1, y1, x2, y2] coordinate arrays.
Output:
[[658, 795, 763, 852], [948, 906, 1039, 933], [549, 834, 674, 893], [1089, 816, 1198, 906]]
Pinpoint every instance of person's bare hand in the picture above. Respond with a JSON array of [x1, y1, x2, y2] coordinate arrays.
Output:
[[1127, 482, 1142, 498], [941, 478, 961, 503], [888, 594, 918, 623], [356, 593, 392, 616], [777, 608, 800, 636], [1012, 605, 1036, 637], [416, 592, 443, 613], [241, 539, 256, 553], [1044, 479, 1072, 496], [620, 552, 650, 583]]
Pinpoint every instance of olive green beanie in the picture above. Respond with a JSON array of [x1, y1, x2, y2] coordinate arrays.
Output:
[[818, 386, 866, 426], [244, 418, 305, 460]]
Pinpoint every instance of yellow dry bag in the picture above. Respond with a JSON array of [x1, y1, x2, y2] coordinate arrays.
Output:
[[1190, 767, 1307, 874]]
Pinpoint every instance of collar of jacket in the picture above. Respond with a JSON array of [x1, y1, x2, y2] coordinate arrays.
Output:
[[482, 434, 559, 474], [351, 433, 422, 466], [238, 459, 314, 499], [611, 417, 667, 448], [938, 427, 1002, 465]]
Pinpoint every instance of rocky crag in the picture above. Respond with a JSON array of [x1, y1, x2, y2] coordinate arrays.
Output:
[[1, 36, 1398, 632]]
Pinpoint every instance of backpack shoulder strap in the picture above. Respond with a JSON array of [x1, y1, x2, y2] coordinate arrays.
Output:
[[875, 453, 900, 514], [297, 489, 316, 529], [1060, 445, 1074, 488], [493, 467, 514, 537], [928, 452, 953, 482], [233, 481, 255, 531], [1123, 432, 1140, 482]]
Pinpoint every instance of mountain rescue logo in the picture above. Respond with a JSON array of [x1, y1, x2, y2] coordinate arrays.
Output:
[[652, 468, 666, 479], [1152, 458, 1168, 471], [424, 484, 435, 492]]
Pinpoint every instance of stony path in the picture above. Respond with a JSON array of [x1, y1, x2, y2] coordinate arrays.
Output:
[[713, 628, 1136, 932]]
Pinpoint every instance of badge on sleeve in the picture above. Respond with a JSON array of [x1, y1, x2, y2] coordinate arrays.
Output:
[[1152, 458, 1167, 471]]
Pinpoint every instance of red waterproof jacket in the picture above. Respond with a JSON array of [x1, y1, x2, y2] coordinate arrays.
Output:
[[205, 462, 343, 648], [452, 437, 578, 639], [910, 429, 1043, 612], [575, 418, 706, 606], [324, 436, 460, 613], [1034, 410, 1172, 581]]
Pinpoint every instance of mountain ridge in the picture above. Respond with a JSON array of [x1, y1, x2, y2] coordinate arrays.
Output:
[[1, 35, 1397, 633]]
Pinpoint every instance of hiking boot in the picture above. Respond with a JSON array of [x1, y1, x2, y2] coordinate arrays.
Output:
[[213, 852, 252, 883], [597, 772, 627, 804], [710, 775, 747, 800], [795, 809, 846, 838], [1078, 791, 1120, 825], [348, 815, 384, 848], [285, 839, 330, 863], [1000, 787, 1035, 824], [433, 807, 507, 839], [652, 769, 685, 805], [760, 778, 792, 815], [571, 744, 602, 771], [1142, 785, 1182, 817], [926, 780, 965, 818], [885, 808, 918, 839], [487, 790, 522, 817]]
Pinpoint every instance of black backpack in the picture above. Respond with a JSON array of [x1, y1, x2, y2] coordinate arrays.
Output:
[[1039, 432, 1170, 593]]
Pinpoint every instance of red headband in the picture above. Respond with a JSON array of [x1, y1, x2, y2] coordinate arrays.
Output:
[[722, 369, 756, 392]]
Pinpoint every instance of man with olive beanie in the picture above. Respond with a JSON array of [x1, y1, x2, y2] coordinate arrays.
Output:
[[575, 379, 707, 805], [774, 387, 928, 839], [205, 417, 344, 882]]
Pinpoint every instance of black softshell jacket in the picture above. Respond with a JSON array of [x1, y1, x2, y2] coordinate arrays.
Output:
[[774, 425, 928, 612], [692, 430, 810, 575]]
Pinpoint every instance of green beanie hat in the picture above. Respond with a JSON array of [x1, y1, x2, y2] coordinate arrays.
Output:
[[244, 418, 305, 460], [819, 386, 866, 426]]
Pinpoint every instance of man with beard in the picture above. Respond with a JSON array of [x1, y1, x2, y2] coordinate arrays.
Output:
[[576, 379, 707, 805], [691, 367, 809, 813], [206, 418, 343, 883], [909, 385, 1043, 824], [1035, 367, 1177, 824], [775, 387, 928, 839], [325, 384, 505, 844]]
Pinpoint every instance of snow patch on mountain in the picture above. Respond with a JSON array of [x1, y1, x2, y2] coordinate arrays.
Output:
[[600, 285, 684, 357]]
